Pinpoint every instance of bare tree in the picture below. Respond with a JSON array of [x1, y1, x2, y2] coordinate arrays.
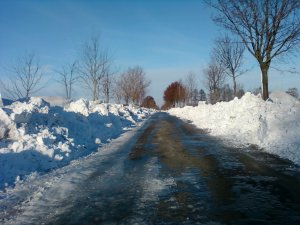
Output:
[[175, 80, 187, 107], [101, 67, 115, 103], [56, 61, 78, 99], [191, 88, 201, 106], [184, 72, 198, 105], [0, 53, 44, 100], [220, 84, 234, 102], [116, 66, 150, 105], [214, 35, 245, 96], [208, 0, 300, 100], [116, 73, 131, 105], [113, 77, 124, 104], [236, 83, 245, 98], [204, 59, 226, 104], [79, 36, 111, 101]]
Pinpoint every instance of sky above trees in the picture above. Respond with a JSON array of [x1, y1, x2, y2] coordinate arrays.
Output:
[[0, 0, 299, 105]]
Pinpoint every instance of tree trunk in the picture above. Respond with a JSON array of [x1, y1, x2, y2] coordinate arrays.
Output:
[[25, 91, 29, 99], [232, 76, 237, 97], [93, 81, 98, 101], [68, 84, 72, 100], [260, 65, 269, 100]]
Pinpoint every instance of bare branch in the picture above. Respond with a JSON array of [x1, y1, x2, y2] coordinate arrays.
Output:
[[184, 72, 198, 106], [79, 35, 112, 101], [115, 66, 150, 105], [203, 56, 226, 104], [56, 61, 79, 99], [0, 53, 45, 100], [213, 35, 246, 96]]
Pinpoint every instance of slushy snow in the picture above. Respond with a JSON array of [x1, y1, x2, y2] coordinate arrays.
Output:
[[169, 91, 300, 165], [0, 97, 154, 190]]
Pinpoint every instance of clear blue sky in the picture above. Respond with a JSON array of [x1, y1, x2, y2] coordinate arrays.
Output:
[[0, 0, 299, 105]]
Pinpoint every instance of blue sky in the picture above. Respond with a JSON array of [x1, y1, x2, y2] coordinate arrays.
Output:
[[0, 0, 299, 105]]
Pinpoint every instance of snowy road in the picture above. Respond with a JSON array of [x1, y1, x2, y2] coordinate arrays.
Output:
[[1, 112, 300, 224]]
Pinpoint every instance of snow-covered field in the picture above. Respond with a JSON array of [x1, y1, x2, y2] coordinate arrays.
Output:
[[0, 97, 154, 190], [169, 91, 300, 165]]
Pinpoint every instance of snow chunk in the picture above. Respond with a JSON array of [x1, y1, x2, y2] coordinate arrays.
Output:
[[65, 98, 89, 116], [0, 108, 19, 140]]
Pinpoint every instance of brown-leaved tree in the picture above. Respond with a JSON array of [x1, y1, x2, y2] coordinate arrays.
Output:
[[163, 81, 187, 108], [141, 96, 159, 109]]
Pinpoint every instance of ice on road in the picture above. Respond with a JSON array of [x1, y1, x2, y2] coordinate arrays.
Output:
[[1, 113, 300, 225]]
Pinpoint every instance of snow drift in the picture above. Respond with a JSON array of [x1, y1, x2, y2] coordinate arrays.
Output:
[[0, 97, 154, 190], [169, 91, 300, 165]]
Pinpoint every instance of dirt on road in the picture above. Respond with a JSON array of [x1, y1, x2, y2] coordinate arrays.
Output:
[[2, 112, 300, 225]]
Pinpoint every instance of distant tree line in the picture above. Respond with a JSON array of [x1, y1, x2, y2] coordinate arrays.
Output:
[[161, 76, 245, 110], [0, 35, 156, 108], [161, 0, 300, 108], [2, 0, 300, 108]]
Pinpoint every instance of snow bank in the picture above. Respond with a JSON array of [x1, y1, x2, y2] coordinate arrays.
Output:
[[169, 91, 300, 165], [0, 97, 154, 190]]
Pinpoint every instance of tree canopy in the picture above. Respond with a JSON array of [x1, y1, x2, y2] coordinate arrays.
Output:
[[163, 81, 187, 107]]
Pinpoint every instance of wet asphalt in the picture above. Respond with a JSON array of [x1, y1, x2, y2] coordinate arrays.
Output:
[[4, 112, 300, 225]]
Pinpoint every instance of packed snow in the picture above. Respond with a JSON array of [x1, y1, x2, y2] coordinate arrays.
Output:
[[169, 91, 300, 165], [0, 97, 154, 190]]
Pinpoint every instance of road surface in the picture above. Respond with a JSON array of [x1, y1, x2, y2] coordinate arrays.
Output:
[[2, 112, 300, 225]]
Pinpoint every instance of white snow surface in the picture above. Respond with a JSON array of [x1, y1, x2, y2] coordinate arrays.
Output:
[[0, 97, 154, 190], [169, 91, 300, 165]]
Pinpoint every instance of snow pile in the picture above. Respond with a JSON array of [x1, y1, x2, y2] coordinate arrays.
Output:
[[169, 91, 300, 165], [0, 97, 154, 190]]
